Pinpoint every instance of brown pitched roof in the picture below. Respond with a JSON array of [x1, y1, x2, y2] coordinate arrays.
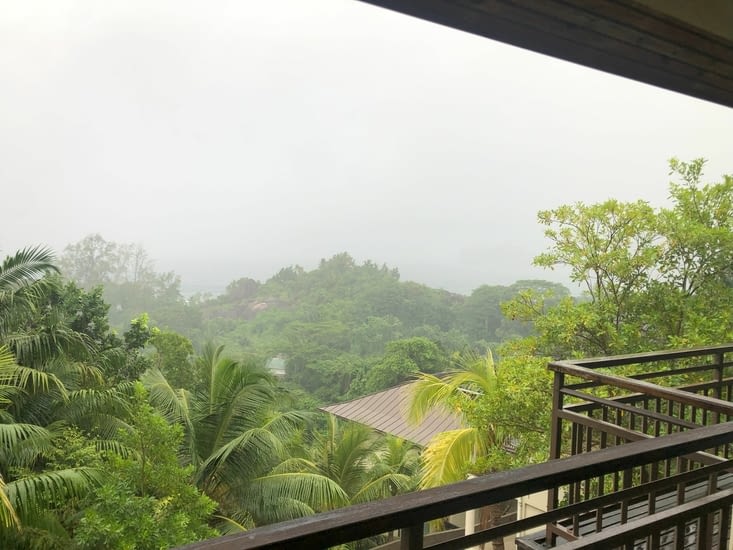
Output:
[[320, 383, 462, 447]]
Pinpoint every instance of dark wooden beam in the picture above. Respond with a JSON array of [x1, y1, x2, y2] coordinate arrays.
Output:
[[358, 0, 733, 109]]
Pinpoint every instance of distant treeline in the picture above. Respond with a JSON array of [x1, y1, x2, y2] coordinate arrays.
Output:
[[59, 236, 569, 401]]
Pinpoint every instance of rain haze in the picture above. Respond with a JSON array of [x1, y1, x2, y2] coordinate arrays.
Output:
[[2, 0, 732, 295]]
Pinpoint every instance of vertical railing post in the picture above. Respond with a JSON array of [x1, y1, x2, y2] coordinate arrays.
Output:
[[719, 504, 731, 550], [714, 352, 725, 426], [546, 369, 564, 546], [400, 524, 423, 550], [548, 370, 564, 462]]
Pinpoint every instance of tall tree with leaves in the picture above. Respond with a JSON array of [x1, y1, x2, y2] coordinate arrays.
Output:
[[507, 158, 733, 359]]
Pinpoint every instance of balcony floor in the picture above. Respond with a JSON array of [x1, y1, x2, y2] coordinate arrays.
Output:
[[517, 473, 733, 549]]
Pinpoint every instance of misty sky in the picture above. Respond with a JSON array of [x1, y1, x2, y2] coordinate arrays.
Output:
[[2, 0, 732, 295]]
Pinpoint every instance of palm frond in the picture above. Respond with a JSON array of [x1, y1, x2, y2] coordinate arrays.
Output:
[[5, 467, 103, 522], [247, 496, 315, 525], [142, 367, 198, 466], [247, 472, 349, 514], [209, 380, 275, 451], [0, 246, 58, 294], [94, 439, 136, 459], [407, 373, 457, 425], [6, 322, 94, 367], [350, 472, 412, 503], [329, 423, 378, 493], [269, 457, 319, 474], [0, 362, 67, 400], [260, 410, 312, 442], [0, 346, 17, 369], [61, 387, 131, 430], [213, 514, 248, 535], [0, 423, 54, 466], [52, 360, 104, 390], [379, 437, 420, 475], [447, 351, 498, 395], [142, 368, 192, 425], [195, 428, 286, 492], [0, 476, 19, 529], [420, 428, 487, 487]]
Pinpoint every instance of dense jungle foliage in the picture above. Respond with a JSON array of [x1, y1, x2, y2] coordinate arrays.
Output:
[[2, 159, 732, 548]]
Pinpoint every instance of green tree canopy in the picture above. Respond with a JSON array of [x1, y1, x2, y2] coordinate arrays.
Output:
[[358, 337, 450, 394], [507, 158, 733, 358]]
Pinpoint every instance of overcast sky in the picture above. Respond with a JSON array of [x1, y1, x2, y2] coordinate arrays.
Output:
[[2, 0, 732, 295]]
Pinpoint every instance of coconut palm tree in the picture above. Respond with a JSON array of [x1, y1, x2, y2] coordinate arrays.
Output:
[[408, 352, 514, 550], [0, 246, 91, 368], [0, 345, 105, 545], [143, 343, 347, 527], [0, 246, 56, 359], [0, 248, 135, 545], [373, 435, 421, 496], [277, 416, 418, 549], [0, 246, 57, 296], [309, 415, 417, 504]]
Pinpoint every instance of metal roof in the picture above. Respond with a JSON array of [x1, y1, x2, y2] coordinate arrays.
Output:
[[320, 383, 462, 447]]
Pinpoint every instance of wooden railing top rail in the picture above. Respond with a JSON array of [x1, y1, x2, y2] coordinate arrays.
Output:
[[549, 362, 733, 416], [550, 343, 733, 370], [628, 362, 733, 381], [181, 422, 733, 550]]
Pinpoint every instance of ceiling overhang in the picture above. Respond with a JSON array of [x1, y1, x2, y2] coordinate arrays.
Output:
[[359, 0, 733, 108]]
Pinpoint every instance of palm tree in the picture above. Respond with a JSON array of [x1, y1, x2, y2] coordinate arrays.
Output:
[[0, 246, 56, 358], [408, 352, 513, 550], [0, 247, 132, 544], [0, 345, 104, 545], [285, 416, 418, 549], [375, 435, 421, 495], [0, 247, 192, 546], [0, 246, 91, 368], [0, 246, 58, 295], [309, 415, 417, 504], [143, 343, 347, 527]]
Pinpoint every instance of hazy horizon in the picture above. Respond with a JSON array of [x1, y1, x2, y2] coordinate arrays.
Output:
[[3, 0, 731, 296]]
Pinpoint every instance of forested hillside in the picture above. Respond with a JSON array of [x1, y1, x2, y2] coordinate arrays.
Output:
[[58, 238, 567, 401]]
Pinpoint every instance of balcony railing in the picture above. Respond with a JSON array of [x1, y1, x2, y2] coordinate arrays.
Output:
[[182, 344, 733, 550], [535, 343, 733, 549]]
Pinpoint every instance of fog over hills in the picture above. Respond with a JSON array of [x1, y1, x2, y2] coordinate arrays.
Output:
[[2, 0, 731, 296], [170, 252, 572, 298]]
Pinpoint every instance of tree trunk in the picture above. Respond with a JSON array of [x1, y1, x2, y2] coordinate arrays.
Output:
[[478, 500, 512, 550]]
